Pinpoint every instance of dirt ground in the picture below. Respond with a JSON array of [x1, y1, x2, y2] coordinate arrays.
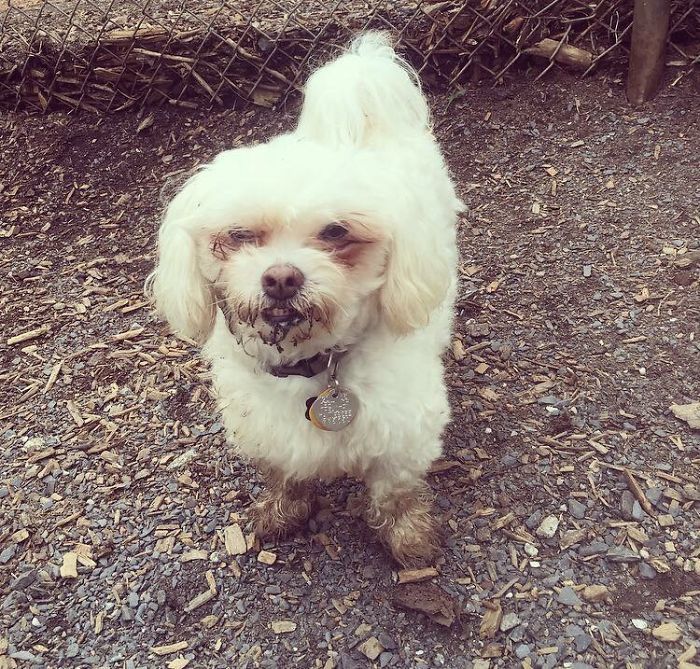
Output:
[[1, 67, 699, 669]]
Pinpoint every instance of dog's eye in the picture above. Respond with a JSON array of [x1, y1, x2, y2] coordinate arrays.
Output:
[[228, 228, 256, 244], [319, 223, 349, 241]]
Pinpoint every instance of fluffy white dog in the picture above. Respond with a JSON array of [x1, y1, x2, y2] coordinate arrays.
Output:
[[148, 32, 462, 566]]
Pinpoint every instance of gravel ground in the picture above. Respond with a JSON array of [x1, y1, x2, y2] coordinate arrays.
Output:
[[1, 68, 699, 669]]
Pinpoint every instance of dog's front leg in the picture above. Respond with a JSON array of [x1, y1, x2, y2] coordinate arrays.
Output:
[[363, 467, 442, 567], [250, 466, 315, 538]]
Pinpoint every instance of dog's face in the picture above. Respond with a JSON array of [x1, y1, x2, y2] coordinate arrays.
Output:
[[210, 209, 388, 355], [148, 137, 455, 363]]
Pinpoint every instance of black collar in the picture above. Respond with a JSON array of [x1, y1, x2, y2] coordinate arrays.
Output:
[[267, 352, 333, 379]]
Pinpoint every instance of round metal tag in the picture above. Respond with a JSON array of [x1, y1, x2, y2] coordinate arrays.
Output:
[[308, 386, 358, 432]]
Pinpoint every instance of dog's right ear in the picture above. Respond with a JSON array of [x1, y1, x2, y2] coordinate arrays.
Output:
[[145, 173, 216, 343]]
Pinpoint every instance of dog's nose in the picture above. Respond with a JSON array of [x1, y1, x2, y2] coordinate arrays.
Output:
[[261, 264, 305, 300]]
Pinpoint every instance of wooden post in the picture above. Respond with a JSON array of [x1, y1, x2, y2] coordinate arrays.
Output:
[[626, 0, 671, 105]]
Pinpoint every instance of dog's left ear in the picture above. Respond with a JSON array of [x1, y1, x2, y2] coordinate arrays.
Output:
[[145, 172, 216, 343], [379, 225, 455, 335]]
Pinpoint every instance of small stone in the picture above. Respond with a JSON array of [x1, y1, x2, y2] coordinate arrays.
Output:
[[354, 623, 372, 637], [631, 618, 648, 630], [257, 550, 277, 565], [574, 633, 592, 652], [377, 633, 396, 650], [500, 612, 520, 632], [128, 592, 139, 608], [620, 490, 635, 520], [557, 586, 582, 606], [515, 644, 531, 659], [10, 651, 38, 662], [631, 501, 648, 522], [524, 543, 538, 557], [358, 637, 384, 661], [567, 499, 587, 519], [579, 541, 609, 557], [66, 642, 80, 658], [645, 487, 663, 506], [658, 514, 675, 527], [606, 547, 640, 562], [525, 510, 543, 530], [11, 570, 37, 591], [536, 515, 560, 539], [0, 545, 17, 564], [639, 562, 657, 579], [582, 585, 610, 603]]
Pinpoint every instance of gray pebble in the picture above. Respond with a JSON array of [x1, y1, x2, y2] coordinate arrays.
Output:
[[631, 501, 648, 521], [11, 570, 37, 591], [377, 632, 396, 650], [579, 542, 609, 557], [620, 490, 635, 520], [639, 562, 657, 579], [515, 644, 531, 659], [525, 510, 543, 530], [66, 642, 80, 658], [0, 545, 17, 564], [128, 592, 139, 608], [501, 612, 520, 631], [379, 652, 393, 668], [606, 546, 640, 562], [557, 586, 582, 606], [567, 499, 587, 519], [645, 487, 663, 506], [575, 633, 593, 652]]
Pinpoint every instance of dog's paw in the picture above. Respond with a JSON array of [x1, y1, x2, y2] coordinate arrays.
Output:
[[250, 495, 312, 539], [383, 508, 443, 568], [364, 489, 443, 567]]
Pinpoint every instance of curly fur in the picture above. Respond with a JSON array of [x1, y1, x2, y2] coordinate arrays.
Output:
[[148, 32, 462, 565]]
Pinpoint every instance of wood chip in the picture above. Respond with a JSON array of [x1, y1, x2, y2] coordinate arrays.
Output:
[[670, 402, 700, 430], [223, 523, 247, 555], [94, 610, 105, 635], [150, 641, 189, 656], [582, 584, 611, 603], [167, 658, 190, 669], [181, 549, 208, 562], [651, 621, 682, 642], [59, 552, 79, 578], [257, 550, 277, 565], [7, 325, 50, 345], [270, 620, 297, 634], [623, 468, 655, 517], [205, 570, 216, 594], [397, 567, 439, 584], [10, 529, 29, 543], [479, 599, 503, 639], [184, 590, 215, 613]]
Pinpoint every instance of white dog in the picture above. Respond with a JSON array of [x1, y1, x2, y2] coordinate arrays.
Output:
[[147, 32, 462, 566]]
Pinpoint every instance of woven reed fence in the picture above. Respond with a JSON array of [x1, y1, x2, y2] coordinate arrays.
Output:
[[0, 0, 697, 113]]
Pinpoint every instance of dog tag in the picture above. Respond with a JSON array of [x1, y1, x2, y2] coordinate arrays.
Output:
[[307, 385, 358, 432]]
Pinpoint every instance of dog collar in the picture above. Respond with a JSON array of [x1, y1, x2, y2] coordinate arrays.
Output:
[[267, 352, 333, 379]]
